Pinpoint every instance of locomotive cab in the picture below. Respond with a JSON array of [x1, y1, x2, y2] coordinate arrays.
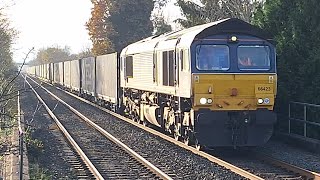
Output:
[[190, 34, 277, 147]]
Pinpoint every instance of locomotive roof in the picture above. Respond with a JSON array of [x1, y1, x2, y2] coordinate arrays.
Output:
[[121, 18, 274, 56]]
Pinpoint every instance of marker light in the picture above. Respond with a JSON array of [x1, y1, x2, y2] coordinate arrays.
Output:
[[200, 98, 207, 105], [231, 36, 237, 42], [264, 98, 270, 104], [258, 98, 264, 104]]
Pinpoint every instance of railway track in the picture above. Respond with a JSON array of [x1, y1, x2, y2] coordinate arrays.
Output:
[[253, 152, 320, 180], [26, 75, 320, 180], [23, 75, 173, 179], [210, 149, 320, 180]]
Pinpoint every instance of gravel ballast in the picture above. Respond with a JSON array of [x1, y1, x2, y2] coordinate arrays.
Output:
[[255, 139, 320, 172]]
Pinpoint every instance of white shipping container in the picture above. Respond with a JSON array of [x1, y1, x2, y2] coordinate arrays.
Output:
[[58, 62, 64, 85], [81, 57, 95, 96], [70, 59, 80, 92], [96, 53, 118, 104], [64, 61, 71, 88]]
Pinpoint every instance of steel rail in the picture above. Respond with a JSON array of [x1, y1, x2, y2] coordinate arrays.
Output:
[[38, 78, 264, 180], [23, 75, 104, 180], [27, 75, 172, 180], [254, 153, 320, 180]]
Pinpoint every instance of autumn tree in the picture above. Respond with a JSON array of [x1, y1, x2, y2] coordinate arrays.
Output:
[[176, 0, 263, 28], [86, 0, 115, 56], [87, 0, 158, 55]]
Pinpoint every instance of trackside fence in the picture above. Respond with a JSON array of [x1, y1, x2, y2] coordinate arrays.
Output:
[[288, 102, 320, 140]]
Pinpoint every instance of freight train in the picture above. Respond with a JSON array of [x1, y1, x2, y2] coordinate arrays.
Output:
[[26, 18, 277, 148]]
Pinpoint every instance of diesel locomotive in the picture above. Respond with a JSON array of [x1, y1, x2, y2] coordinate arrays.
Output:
[[27, 18, 277, 148]]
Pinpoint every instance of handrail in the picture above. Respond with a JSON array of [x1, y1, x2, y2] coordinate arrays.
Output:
[[288, 101, 320, 138], [290, 101, 320, 108]]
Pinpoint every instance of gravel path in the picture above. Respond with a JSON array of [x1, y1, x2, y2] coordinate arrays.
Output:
[[209, 149, 306, 180], [255, 139, 320, 173], [31, 77, 246, 179]]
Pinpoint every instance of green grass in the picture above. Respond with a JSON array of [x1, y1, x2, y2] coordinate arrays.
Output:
[[29, 163, 52, 180]]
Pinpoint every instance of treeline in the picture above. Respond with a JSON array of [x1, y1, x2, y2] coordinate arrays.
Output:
[[28, 46, 92, 65], [0, 8, 16, 130], [0, 9, 16, 98]]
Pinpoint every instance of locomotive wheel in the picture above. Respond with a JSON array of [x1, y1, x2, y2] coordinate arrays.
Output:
[[174, 132, 179, 141], [182, 127, 190, 145], [173, 124, 181, 141], [132, 114, 140, 123], [194, 139, 201, 151], [142, 120, 148, 127], [183, 136, 189, 145], [136, 116, 141, 123]]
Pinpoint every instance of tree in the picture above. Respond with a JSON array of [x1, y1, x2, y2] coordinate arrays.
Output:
[[0, 9, 16, 98], [31, 46, 71, 65], [0, 10, 15, 76], [86, 0, 115, 56], [253, 0, 320, 106], [72, 46, 94, 59], [108, 0, 155, 52], [152, 0, 172, 35], [87, 0, 157, 55], [176, 0, 262, 28], [153, 15, 172, 35], [0, 8, 17, 133], [253, 0, 320, 139]]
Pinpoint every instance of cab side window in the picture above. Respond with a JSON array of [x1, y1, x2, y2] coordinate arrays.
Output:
[[125, 56, 133, 78], [162, 50, 175, 86]]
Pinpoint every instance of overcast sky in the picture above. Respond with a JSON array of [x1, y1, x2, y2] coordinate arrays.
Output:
[[3, 0, 184, 63]]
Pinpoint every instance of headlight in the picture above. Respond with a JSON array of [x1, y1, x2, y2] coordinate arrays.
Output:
[[200, 98, 207, 105], [257, 98, 264, 104], [264, 98, 270, 104], [207, 98, 213, 104]]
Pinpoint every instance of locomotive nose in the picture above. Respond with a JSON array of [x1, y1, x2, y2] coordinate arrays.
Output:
[[193, 74, 276, 111]]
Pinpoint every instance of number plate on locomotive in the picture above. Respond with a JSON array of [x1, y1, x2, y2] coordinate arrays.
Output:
[[255, 84, 273, 93]]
